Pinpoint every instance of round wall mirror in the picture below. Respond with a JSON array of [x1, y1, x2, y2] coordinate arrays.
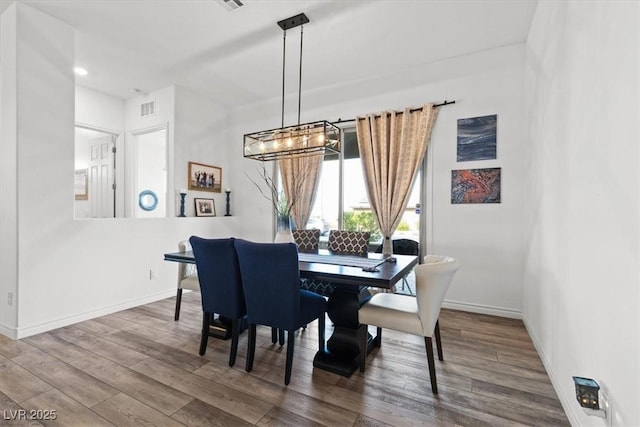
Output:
[[138, 190, 158, 211]]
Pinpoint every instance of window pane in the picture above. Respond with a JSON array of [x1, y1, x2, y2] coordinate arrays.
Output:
[[304, 127, 421, 248], [308, 155, 338, 240]]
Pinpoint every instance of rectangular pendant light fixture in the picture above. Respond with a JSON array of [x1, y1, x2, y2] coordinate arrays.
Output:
[[243, 13, 341, 161]]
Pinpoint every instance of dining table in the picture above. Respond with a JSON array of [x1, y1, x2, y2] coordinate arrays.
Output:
[[164, 248, 418, 377]]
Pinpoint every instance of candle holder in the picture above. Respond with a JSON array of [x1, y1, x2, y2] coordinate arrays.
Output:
[[178, 191, 187, 217], [225, 190, 232, 216]]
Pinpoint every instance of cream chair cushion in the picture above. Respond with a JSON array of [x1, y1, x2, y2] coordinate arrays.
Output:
[[359, 255, 459, 338], [358, 293, 423, 336], [179, 275, 200, 291], [178, 240, 199, 291]]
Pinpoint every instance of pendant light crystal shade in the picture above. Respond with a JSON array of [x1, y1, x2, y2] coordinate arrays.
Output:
[[244, 120, 340, 161]]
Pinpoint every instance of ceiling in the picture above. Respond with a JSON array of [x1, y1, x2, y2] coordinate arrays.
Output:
[[2, 0, 538, 108]]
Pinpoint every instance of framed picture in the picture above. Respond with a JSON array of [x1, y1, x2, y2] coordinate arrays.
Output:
[[74, 169, 88, 200], [451, 167, 501, 204], [457, 114, 497, 161], [194, 198, 216, 217], [188, 161, 222, 193]]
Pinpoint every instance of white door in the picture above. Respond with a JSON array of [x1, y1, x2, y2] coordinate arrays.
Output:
[[89, 135, 115, 218]]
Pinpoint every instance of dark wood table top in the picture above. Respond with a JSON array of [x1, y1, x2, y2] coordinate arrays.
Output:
[[164, 249, 418, 290]]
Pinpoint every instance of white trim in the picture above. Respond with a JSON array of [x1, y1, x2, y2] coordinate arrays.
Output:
[[0, 323, 17, 340], [75, 121, 120, 136], [523, 316, 579, 427], [442, 299, 522, 319], [12, 289, 176, 340]]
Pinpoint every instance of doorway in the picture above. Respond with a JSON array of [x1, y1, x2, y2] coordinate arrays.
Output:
[[132, 125, 168, 218], [74, 125, 118, 218]]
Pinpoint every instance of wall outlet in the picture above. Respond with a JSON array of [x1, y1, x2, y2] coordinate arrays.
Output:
[[7, 292, 13, 306]]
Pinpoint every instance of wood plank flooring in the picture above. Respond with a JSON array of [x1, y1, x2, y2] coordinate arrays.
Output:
[[0, 292, 569, 426]]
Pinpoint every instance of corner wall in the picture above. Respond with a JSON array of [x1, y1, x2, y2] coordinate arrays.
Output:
[[0, 3, 242, 339], [230, 44, 527, 317], [524, 2, 640, 425]]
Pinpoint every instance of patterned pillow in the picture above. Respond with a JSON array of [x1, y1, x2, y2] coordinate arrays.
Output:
[[292, 229, 320, 253], [327, 230, 370, 256]]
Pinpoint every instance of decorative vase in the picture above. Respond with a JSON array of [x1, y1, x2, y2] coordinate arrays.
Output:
[[382, 236, 393, 256], [274, 213, 294, 243]]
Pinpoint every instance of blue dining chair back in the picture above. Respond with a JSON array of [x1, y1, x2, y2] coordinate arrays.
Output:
[[189, 236, 246, 366], [234, 239, 327, 385]]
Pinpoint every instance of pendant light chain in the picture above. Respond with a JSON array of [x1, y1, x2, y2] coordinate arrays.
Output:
[[298, 24, 303, 126], [243, 13, 341, 162], [281, 30, 286, 129]]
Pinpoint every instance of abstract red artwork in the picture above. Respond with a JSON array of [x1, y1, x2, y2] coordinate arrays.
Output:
[[451, 168, 501, 204]]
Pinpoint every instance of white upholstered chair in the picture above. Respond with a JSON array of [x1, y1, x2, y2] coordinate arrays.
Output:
[[174, 240, 199, 321], [358, 255, 460, 394]]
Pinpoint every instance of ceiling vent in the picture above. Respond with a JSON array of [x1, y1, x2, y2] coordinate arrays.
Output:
[[140, 100, 155, 118], [215, 0, 243, 11]]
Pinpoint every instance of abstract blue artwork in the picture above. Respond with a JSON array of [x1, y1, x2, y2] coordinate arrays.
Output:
[[457, 114, 497, 161]]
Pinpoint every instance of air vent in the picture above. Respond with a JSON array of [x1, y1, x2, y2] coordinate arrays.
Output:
[[140, 101, 155, 118], [215, 0, 243, 11]]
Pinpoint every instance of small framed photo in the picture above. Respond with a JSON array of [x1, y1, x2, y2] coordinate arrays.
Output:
[[194, 198, 216, 217], [74, 169, 88, 200], [188, 161, 222, 193]]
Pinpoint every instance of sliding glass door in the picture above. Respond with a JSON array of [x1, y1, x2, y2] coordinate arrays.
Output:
[[304, 127, 422, 249]]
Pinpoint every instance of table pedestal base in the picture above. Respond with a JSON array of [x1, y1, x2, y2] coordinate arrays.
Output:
[[209, 315, 247, 340], [313, 286, 373, 377]]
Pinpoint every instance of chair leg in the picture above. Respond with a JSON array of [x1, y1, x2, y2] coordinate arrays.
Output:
[[229, 319, 240, 367], [278, 328, 285, 346], [425, 336, 438, 394], [317, 315, 325, 353], [174, 288, 183, 321], [284, 330, 295, 385], [434, 320, 443, 361], [199, 312, 210, 356], [246, 324, 256, 372], [359, 324, 368, 372], [376, 327, 382, 347], [271, 327, 278, 344], [402, 277, 414, 295]]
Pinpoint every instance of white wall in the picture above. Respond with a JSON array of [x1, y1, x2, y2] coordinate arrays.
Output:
[[0, 3, 242, 339], [229, 44, 527, 317], [525, 2, 639, 426], [0, 3, 19, 336], [174, 85, 231, 218]]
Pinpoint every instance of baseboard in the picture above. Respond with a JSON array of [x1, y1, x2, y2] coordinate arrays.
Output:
[[13, 289, 176, 340], [0, 323, 17, 339], [442, 299, 522, 319], [522, 316, 580, 427]]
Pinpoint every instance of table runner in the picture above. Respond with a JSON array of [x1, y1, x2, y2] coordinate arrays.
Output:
[[298, 253, 385, 269]]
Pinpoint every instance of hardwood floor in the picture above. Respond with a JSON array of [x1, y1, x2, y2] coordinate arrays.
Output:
[[0, 292, 569, 426]]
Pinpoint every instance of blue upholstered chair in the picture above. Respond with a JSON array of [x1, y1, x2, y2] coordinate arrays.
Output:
[[189, 236, 246, 367], [234, 239, 327, 385]]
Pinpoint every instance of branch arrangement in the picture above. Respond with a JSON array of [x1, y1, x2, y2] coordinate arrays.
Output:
[[245, 161, 311, 217]]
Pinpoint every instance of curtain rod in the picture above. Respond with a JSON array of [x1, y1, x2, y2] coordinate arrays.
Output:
[[333, 100, 456, 124]]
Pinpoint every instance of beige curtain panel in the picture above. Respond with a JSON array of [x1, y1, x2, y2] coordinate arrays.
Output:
[[278, 155, 323, 230], [356, 104, 439, 255]]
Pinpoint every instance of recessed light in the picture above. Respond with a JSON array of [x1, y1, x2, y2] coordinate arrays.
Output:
[[73, 67, 88, 76]]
